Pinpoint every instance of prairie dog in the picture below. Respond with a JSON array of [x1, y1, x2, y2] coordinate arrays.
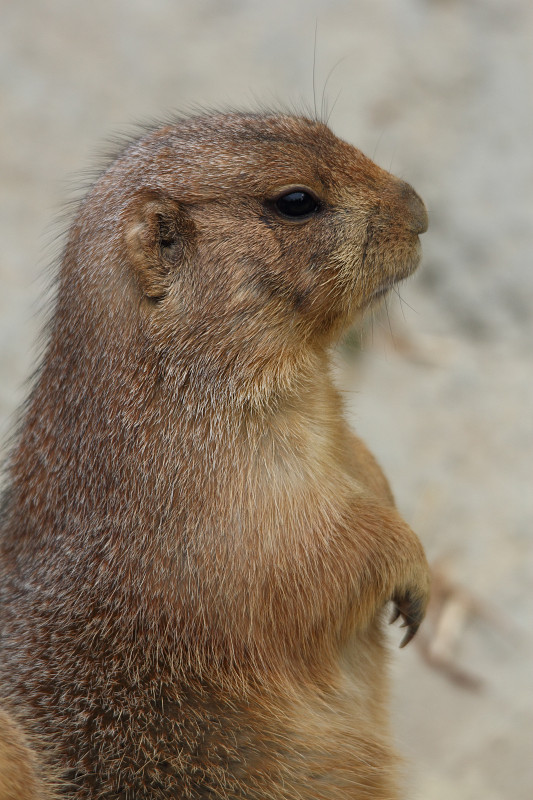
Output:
[[0, 112, 429, 799]]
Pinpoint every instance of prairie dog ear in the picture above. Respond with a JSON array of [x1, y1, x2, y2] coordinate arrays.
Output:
[[125, 192, 195, 299]]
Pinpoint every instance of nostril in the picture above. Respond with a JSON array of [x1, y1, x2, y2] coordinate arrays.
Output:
[[400, 182, 428, 235]]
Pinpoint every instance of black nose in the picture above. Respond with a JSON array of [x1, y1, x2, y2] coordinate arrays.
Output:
[[399, 182, 428, 235]]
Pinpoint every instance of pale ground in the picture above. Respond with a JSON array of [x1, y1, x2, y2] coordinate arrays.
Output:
[[1, 1, 532, 798]]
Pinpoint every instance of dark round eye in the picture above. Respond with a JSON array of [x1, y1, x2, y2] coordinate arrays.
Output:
[[274, 190, 321, 220]]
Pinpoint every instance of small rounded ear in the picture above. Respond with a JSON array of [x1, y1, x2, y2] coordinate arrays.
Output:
[[125, 192, 195, 300]]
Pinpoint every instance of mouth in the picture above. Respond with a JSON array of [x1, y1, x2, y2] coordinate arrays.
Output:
[[358, 233, 422, 311]]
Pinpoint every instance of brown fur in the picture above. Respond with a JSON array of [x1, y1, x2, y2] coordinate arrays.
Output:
[[0, 708, 54, 800], [0, 112, 429, 799]]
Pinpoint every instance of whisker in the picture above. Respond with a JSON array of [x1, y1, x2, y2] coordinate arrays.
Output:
[[321, 56, 347, 123], [372, 130, 385, 162], [388, 144, 398, 173], [392, 286, 407, 322], [383, 296, 396, 347], [392, 285, 418, 314], [313, 22, 318, 121], [326, 88, 343, 126]]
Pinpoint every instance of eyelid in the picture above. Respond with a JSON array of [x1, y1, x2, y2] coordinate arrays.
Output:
[[268, 184, 322, 204]]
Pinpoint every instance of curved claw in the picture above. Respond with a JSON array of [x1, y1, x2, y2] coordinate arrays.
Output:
[[390, 591, 425, 648], [399, 623, 419, 649]]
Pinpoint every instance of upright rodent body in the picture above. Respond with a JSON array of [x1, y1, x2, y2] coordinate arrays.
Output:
[[0, 113, 429, 799]]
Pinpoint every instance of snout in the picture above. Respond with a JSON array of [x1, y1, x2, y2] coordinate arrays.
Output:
[[397, 181, 428, 235]]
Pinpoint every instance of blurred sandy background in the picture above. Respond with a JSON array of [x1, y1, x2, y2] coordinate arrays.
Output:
[[1, 1, 531, 798]]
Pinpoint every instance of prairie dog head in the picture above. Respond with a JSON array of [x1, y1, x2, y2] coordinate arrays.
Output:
[[62, 113, 427, 391]]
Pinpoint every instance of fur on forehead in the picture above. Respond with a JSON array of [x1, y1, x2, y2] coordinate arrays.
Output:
[[99, 111, 347, 203]]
